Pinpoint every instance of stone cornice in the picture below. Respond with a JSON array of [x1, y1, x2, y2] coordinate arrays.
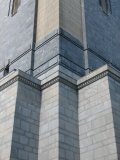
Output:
[[41, 76, 77, 90], [0, 75, 18, 91], [0, 75, 77, 92], [0, 75, 41, 91], [41, 77, 59, 90], [0, 70, 77, 91], [1, 65, 119, 92], [0, 70, 41, 91], [78, 71, 108, 89], [77, 65, 120, 90]]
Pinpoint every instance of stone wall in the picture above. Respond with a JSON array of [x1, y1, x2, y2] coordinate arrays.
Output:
[[78, 77, 117, 160], [0, 63, 120, 160], [0, 0, 34, 69], [10, 81, 41, 160], [38, 71, 80, 160], [109, 77, 120, 159], [36, 0, 59, 41], [0, 81, 18, 160], [0, 71, 41, 160], [78, 65, 120, 160], [59, 0, 83, 42], [0, 0, 120, 80], [38, 83, 59, 160], [59, 82, 80, 160], [85, 0, 120, 69]]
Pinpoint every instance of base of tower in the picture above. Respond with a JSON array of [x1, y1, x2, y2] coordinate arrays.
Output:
[[0, 65, 120, 160]]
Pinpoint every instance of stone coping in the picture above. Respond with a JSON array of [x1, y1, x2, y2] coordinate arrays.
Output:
[[0, 65, 120, 91], [77, 65, 120, 89], [0, 69, 77, 91], [0, 70, 41, 91]]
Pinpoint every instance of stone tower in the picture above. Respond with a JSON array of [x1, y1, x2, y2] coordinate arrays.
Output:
[[0, 0, 120, 160]]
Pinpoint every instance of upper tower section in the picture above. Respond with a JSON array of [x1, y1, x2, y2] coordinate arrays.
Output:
[[26, 0, 120, 72], [0, 0, 120, 79], [36, 0, 59, 41], [84, 0, 120, 70], [36, 0, 83, 42], [0, 0, 35, 69]]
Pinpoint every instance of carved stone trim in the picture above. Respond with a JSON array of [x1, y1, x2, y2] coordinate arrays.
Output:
[[41, 76, 77, 90], [0, 75, 40, 91], [0, 76, 18, 91], [0, 74, 76, 91], [59, 77, 77, 90], [78, 70, 120, 90], [41, 77, 59, 90], [1, 67, 119, 92], [18, 76, 41, 90]]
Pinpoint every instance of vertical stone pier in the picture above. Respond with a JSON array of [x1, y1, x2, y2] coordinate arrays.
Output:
[[78, 65, 120, 160], [0, 70, 41, 160]]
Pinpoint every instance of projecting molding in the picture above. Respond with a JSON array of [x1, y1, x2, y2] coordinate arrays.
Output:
[[77, 65, 120, 89], [0, 65, 120, 92], [0, 70, 41, 91]]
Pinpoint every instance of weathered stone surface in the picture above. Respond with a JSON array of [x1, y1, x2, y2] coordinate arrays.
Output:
[[78, 65, 120, 160], [0, 0, 120, 79], [0, 64, 120, 160], [0, 70, 41, 160], [0, 0, 34, 70], [0, 0, 120, 159]]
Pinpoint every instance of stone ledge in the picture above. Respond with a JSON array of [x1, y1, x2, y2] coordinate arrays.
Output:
[[1, 65, 119, 92], [77, 65, 120, 89], [0, 69, 77, 91], [39, 70, 77, 90], [0, 70, 41, 91], [41, 76, 77, 90]]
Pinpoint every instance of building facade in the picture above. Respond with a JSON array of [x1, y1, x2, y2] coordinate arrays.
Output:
[[0, 0, 120, 160]]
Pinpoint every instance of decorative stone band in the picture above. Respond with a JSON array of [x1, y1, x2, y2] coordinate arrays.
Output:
[[41, 77, 59, 90], [78, 66, 120, 90], [0, 65, 119, 92], [0, 76, 18, 91], [78, 71, 108, 89], [0, 71, 77, 92], [0, 75, 41, 91], [41, 76, 77, 90]]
